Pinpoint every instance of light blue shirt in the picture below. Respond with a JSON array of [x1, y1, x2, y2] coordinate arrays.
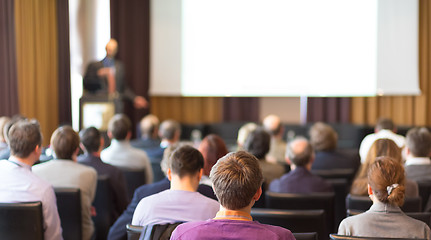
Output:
[[101, 139, 153, 183], [0, 157, 63, 240], [132, 189, 219, 226]]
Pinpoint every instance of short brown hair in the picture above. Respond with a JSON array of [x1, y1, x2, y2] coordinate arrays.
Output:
[[309, 122, 337, 151], [368, 156, 405, 206], [159, 120, 181, 140], [9, 120, 42, 158], [51, 126, 80, 160], [244, 127, 270, 160], [376, 118, 395, 131], [210, 151, 263, 210], [286, 137, 314, 167], [79, 127, 101, 153], [170, 145, 204, 178], [108, 114, 131, 140], [406, 127, 431, 157]]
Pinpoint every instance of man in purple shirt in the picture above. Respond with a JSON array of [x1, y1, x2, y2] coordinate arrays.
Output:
[[171, 151, 295, 240]]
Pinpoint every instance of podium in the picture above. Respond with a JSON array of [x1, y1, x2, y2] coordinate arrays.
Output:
[[79, 93, 125, 131]]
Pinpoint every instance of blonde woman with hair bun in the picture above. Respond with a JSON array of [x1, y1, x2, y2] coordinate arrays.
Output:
[[338, 157, 431, 239]]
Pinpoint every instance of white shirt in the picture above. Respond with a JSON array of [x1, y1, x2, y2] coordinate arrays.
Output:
[[359, 129, 406, 163], [0, 157, 63, 240], [405, 157, 431, 166], [101, 139, 153, 183], [33, 159, 97, 240]]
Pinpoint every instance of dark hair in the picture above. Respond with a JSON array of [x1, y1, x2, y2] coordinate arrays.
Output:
[[309, 122, 337, 151], [198, 134, 228, 176], [79, 127, 101, 154], [170, 145, 204, 178], [368, 156, 405, 206], [108, 114, 131, 140], [51, 126, 80, 160], [9, 120, 42, 158], [244, 127, 270, 160], [210, 151, 263, 210], [376, 118, 395, 131], [406, 127, 431, 157], [159, 120, 181, 140], [286, 137, 314, 167]]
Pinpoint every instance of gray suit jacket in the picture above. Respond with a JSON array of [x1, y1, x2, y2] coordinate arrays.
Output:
[[338, 201, 431, 239]]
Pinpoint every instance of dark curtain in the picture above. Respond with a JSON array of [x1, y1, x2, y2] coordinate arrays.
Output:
[[0, 0, 19, 116], [223, 97, 259, 122], [110, 0, 150, 133], [307, 97, 350, 123], [57, 0, 72, 125]]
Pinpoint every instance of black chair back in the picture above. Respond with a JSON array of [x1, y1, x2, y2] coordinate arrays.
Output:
[[0, 201, 44, 240], [93, 175, 114, 240], [126, 223, 183, 240], [327, 178, 349, 231], [265, 191, 335, 240], [251, 208, 325, 240], [346, 194, 422, 212], [417, 181, 431, 211], [330, 234, 426, 240], [127, 224, 142, 240], [311, 168, 356, 185], [55, 188, 82, 240], [293, 232, 318, 240], [120, 168, 148, 199]]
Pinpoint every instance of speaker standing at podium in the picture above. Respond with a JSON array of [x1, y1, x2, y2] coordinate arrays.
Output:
[[83, 39, 148, 110]]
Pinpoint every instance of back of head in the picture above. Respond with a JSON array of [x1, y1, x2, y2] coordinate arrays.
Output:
[[237, 122, 258, 148], [161, 142, 191, 175], [210, 151, 263, 210], [376, 118, 395, 131], [263, 114, 282, 136], [108, 114, 131, 140], [3, 115, 26, 144], [51, 126, 80, 160], [0, 116, 11, 142], [170, 145, 204, 178], [368, 156, 406, 206], [139, 114, 159, 138], [286, 137, 314, 167], [406, 127, 431, 157], [358, 138, 401, 179], [243, 127, 270, 160], [159, 120, 181, 141], [9, 119, 42, 158], [309, 122, 338, 151], [198, 134, 229, 176], [79, 127, 101, 154]]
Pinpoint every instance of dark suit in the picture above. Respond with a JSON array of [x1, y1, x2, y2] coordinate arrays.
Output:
[[83, 59, 135, 101], [311, 149, 360, 173], [77, 154, 129, 219], [130, 138, 165, 182], [107, 178, 217, 240], [269, 166, 333, 193]]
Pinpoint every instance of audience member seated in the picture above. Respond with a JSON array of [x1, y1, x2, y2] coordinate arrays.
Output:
[[404, 127, 431, 182], [0, 116, 10, 153], [244, 127, 285, 189], [0, 119, 62, 240], [359, 118, 405, 163], [309, 122, 360, 172], [33, 126, 97, 240], [159, 119, 181, 149], [107, 143, 217, 240], [351, 138, 418, 197], [263, 114, 287, 165], [338, 156, 431, 238], [131, 145, 219, 226], [198, 134, 228, 187], [236, 122, 258, 151], [0, 115, 25, 160], [101, 114, 153, 183], [171, 151, 295, 240], [269, 137, 333, 193], [130, 114, 164, 172], [78, 126, 129, 219]]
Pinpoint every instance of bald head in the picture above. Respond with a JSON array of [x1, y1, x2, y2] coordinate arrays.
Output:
[[286, 137, 314, 167], [105, 39, 118, 58], [263, 114, 282, 136]]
